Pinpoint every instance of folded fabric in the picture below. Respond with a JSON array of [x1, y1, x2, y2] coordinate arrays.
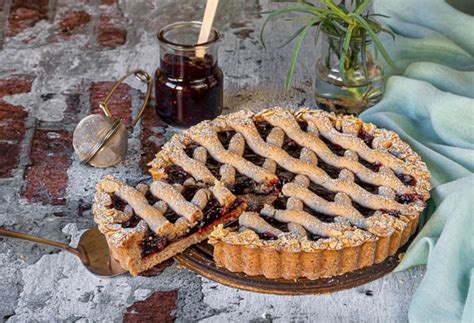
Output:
[[361, 0, 474, 321]]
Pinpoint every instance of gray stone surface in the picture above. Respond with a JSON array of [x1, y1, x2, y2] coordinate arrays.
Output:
[[0, 0, 425, 321]]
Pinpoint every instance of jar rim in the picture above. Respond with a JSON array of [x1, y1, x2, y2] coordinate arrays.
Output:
[[157, 21, 220, 49]]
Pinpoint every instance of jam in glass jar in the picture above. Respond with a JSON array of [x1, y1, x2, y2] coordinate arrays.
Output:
[[155, 21, 223, 129]]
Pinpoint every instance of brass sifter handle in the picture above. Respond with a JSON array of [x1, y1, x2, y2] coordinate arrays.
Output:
[[99, 69, 153, 131]]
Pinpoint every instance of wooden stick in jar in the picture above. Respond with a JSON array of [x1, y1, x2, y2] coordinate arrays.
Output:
[[196, 0, 219, 58]]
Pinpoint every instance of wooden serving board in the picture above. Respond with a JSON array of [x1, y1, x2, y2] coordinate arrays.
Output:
[[175, 242, 407, 295]]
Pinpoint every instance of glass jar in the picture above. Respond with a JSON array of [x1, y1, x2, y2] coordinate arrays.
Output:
[[314, 32, 384, 115], [155, 21, 223, 129]]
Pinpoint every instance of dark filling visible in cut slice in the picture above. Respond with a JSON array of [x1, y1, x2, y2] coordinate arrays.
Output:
[[140, 198, 244, 258], [319, 135, 346, 156], [142, 232, 169, 257]]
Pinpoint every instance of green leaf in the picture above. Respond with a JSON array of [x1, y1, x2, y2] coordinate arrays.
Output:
[[369, 13, 391, 18], [354, 0, 372, 15], [319, 0, 351, 23], [278, 25, 307, 49], [338, 23, 355, 82], [260, 6, 325, 48], [350, 13, 399, 71], [285, 22, 315, 91], [361, 31, 369, 79]]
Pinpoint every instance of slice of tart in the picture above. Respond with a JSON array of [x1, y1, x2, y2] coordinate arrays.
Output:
[[93, 176, 246, 275]]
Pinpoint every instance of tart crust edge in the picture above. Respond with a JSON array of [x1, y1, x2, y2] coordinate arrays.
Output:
[[209, 214, 418, 280]]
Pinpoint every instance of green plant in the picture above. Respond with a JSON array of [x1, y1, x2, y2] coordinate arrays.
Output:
[[260, 0, 397, 90]]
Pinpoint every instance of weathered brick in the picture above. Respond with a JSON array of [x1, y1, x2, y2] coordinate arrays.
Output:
[[62, 93, 81, 125], [0, 0, 5, 12], [140, 104, 167, 171], [97, 14, 127, 48], [7, 0, 49, 37], [101, 0, 117, 5], [0, 102, 27, 141], [0, 142, 21, 178], [89, 82, 132, 126], [58, 10, 91, 36], [123, 290, 178, 323], [23, 129, 73, 205], [0, 76, 33, 98]]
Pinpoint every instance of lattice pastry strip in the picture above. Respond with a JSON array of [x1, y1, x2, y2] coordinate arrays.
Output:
[[94, 176, 237, 241], [222, 113, 418, 215], [256, 108, 412, 193]]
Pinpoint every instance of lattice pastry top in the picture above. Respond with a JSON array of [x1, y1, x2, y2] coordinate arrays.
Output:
[[141, 107, 430, 253]]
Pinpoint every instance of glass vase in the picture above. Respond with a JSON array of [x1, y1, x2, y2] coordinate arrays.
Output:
[[314, 32, 384, 115]]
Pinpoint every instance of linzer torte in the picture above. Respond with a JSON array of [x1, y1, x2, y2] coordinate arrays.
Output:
[[92, 107, 430, 278]]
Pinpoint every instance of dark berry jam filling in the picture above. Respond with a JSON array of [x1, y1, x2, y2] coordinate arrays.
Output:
[[358, 129, 374, 147], [308, 233, 323, 241], [319, 136, 346, 156], [358, 157, 381, 172], [318, 159, 341, 179], [217, 130, 236, 149], [298, 120, 308, 132], [308, 182, 336, 201], [261, 215, 289, 233], [354, 177, 379, 194], [352, 201, 376, 217], [122, 214, 141, 228], [396, 173, 417, 187], [257, 231, 278, 240], [111, 195, 127, 211], [276, 166, 296, 187], [282, 137, 302, 159], [231, 173, 258, 195], [303, 206, 336, 223], [142, 198, 243, 258], [165, 165, 191, 185], [255, 121, 273, 140], [206, 156, 221, 178], [194, 198, 221, 230], [142, 231, 169, 257], [244, 144, 266, 166], [145, 190, 159, 205], [396, 193, 424, 204]]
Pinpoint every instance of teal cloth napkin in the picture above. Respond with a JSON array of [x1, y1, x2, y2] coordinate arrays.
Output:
[[360, 0, 474, 321]]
